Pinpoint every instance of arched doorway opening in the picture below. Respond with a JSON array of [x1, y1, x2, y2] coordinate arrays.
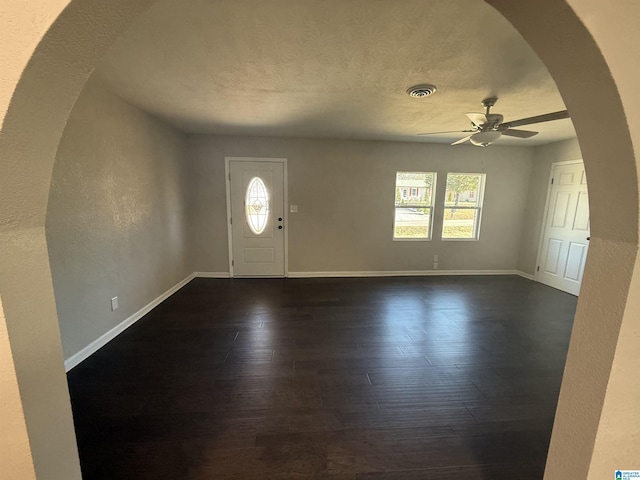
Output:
[[1, 1, 638, 478]]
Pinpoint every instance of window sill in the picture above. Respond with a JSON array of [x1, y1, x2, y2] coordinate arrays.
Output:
[[392, 238, 432, 242]]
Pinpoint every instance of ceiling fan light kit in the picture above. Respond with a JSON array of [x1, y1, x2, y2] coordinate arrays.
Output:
[[418, 96, 570, 147], [470, 130, 502, 147]]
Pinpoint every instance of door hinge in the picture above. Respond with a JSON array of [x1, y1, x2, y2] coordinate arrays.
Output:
[[230, 217, 232, 224], [537, 266, 540, 272], [228, 172, 231, 181], [232, 260, 234, 267], [551, 178, 554, 184]]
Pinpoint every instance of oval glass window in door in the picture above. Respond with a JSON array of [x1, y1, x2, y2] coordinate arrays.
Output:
[[245, 177, 270, 235]]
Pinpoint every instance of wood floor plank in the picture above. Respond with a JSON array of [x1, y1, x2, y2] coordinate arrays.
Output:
[[67, 276, 576, 479]]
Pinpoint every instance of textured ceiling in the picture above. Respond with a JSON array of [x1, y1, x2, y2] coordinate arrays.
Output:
[[94, 0, 576, 146]]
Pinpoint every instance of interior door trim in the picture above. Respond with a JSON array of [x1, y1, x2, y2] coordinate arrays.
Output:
[[224, 157, 288, 278]]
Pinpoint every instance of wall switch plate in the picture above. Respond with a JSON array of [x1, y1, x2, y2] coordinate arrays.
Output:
[[111, 296, 119, 311], [433, 255, 439, 262], [290, 205, 298, 213], [433, 262, 439, 270]]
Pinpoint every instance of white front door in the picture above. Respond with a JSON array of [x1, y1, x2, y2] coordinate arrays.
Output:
[[536, 161, 590, 295], [227, 159, 286, 277]]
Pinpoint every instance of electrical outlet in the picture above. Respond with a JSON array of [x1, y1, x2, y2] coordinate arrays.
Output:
[[111, 296, 119, 311], [433, 262, 439, 270], [433, 255, 439, 262]]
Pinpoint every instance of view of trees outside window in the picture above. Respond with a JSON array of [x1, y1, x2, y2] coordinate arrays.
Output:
[[442, 173, 485, 239], [394, 172, 435, 239]]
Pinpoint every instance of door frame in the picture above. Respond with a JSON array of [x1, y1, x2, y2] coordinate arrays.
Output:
[[534, 158, 586, 285], [224, 156, 289, 278]]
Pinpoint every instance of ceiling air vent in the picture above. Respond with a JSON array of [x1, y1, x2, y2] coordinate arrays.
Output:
[[407, 84, 437, 98]]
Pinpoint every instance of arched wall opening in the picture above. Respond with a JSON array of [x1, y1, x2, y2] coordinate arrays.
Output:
[[1, 1, 638, 478]]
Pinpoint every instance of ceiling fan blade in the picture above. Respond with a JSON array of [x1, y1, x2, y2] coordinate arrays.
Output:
[[451, 135, 473, 146], [501, 110, 570, 129], [417, 129, 475, 136], [466, 113, 488, 126], [501, 128, 539, 138]]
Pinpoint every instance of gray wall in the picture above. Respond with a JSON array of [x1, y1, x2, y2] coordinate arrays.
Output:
[[188, 135, 535, 273], [46, 79, 192, 359], [518, 138, 583, 275]]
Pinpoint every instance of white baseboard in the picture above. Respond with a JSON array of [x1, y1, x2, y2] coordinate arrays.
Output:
[[64, 269, 534, 371], [195, 270, 530, 279], [64, 273, 196, 372], [287, 270, 523, 278], [194, 272, 231, 278], [516, 270, 536, 281]]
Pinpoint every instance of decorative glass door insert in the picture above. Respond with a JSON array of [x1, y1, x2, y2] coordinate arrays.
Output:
[[245, 177, 269, 235]]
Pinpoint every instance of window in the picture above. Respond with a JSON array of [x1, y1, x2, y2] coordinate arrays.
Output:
[[442, 173, 486, 240], [393, 172, 436, 240]]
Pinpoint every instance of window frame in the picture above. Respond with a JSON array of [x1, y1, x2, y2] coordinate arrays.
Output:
[[441, 172, 486, 242], [393, 171, 437, 242]]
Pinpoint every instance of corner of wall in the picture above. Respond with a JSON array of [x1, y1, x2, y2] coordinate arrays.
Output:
[[47, 77, 195, 361]]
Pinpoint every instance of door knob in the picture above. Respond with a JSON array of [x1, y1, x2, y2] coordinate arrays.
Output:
[[587, 236, 590, 240], [278, 225, 283, 230], [278, 217, 283, 222]]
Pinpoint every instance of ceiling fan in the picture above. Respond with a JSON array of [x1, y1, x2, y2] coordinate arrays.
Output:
[[419, 97, 570, 147]]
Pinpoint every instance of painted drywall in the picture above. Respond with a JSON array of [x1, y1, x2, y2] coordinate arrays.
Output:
[[517, 138, 583, 275], [46, 78, 191, 359], [189, 135, 534, 274], [0, 0, 68, 126], [551, 3, 640, 479], [0, 297, 37, 480], [0, 2, 155, 478]]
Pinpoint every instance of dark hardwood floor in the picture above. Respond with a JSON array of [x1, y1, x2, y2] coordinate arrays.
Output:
[[67, 275, 577, 479]]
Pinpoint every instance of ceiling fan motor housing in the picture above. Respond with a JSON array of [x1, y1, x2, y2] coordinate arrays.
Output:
[[484, 113, 504, 128]]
